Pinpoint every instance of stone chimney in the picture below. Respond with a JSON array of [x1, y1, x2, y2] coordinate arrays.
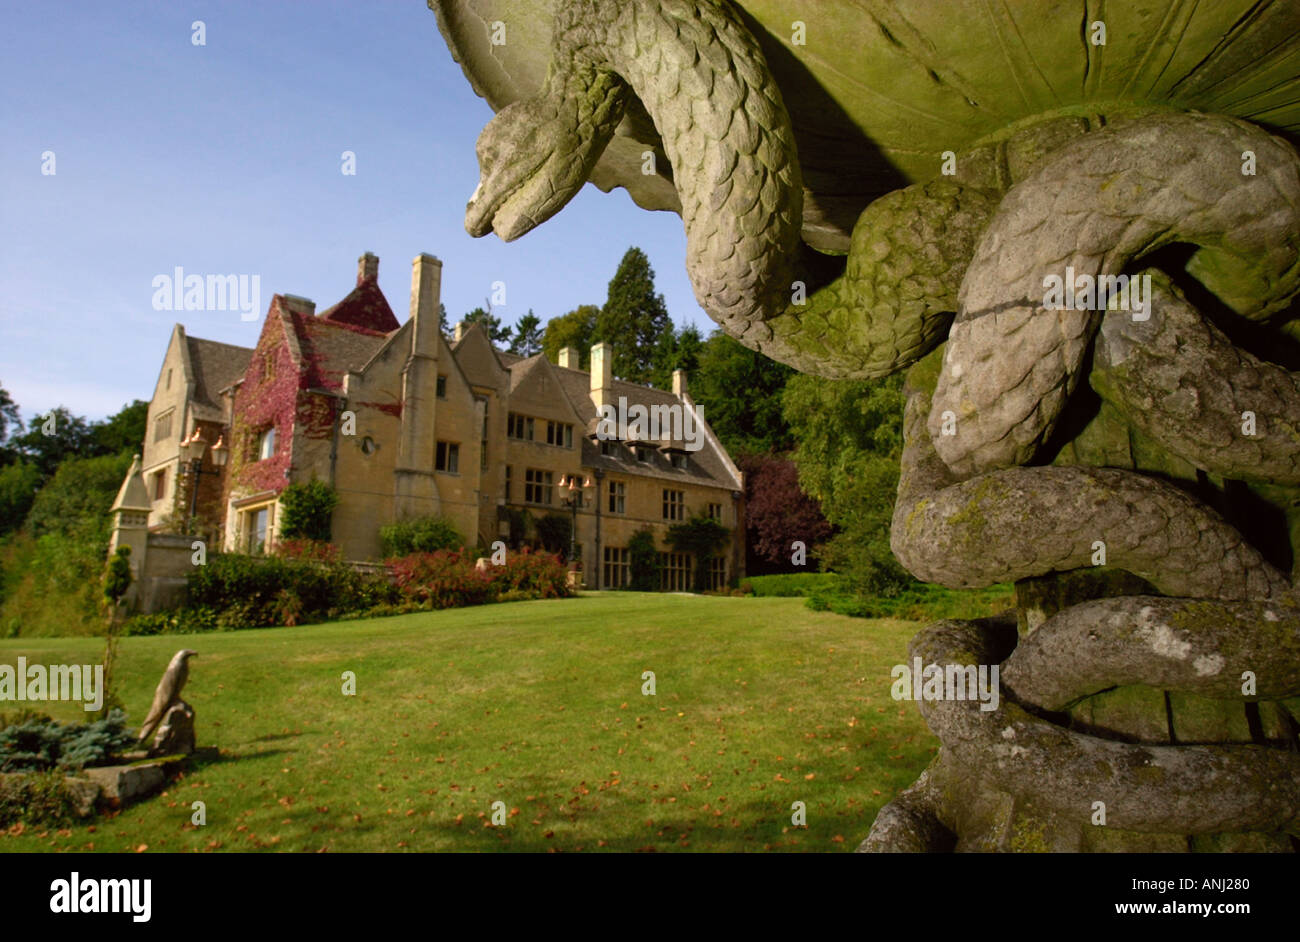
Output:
[[409, 253, 442, 359], [672, 368, 687, 397], [558, 346, 579, 369], [453, 321, 465, 343], [357, 251, 379, 285], [590, 342, 613, 411], [281, 294, 315, 316], [395, 254, 442, 518]]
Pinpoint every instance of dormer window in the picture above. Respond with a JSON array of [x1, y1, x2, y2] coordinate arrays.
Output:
[[635, 445, 651, 462], [600, 440, 619, 457], [670, 453, 688, 470]]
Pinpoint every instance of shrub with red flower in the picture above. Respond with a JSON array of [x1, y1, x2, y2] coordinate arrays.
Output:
[[274, 538, 342, 563], [386, 550, 492, 609], [483, 546, 570, 599], [386, 546, 571, 609]]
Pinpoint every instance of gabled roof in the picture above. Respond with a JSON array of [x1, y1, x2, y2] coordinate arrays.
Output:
[[183, 332, 253, 422], [549, 364, 742, 491], [505, 354, 584, 424], [451, 322, 508, 389], [316, 277, 400, 333], [284, 309, 390, 391]]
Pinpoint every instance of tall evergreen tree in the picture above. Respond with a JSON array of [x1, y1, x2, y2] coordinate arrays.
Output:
[[649, 323, 705, 390], [595, 247, 671, 384], [461, 306, 512, 345], [509, 310, 544, 357], [542, 305, 599, 368]]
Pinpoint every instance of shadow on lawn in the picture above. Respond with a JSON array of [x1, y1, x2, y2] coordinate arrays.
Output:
[[378, 770, 881, 853]]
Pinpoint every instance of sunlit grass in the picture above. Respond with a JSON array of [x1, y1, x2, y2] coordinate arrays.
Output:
[[0, 593, 933, 852]]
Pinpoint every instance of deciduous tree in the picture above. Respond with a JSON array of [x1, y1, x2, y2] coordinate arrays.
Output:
[[691, 331, 794, 455], [542, 305, 599, 368]]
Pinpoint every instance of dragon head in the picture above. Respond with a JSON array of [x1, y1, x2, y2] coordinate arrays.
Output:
[[466, 99, 581, 242]]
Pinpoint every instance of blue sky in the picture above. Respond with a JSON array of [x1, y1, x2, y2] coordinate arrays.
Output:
[[0, 0, 701, 422]]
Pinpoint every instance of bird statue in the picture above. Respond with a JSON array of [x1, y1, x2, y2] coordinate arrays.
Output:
[[136, 649, 197, 744]]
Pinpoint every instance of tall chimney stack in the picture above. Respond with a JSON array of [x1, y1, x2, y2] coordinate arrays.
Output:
[[590, 342, 613, 411], [409, 253, 442, 358], [395, 254, 443, 518], [558, 346, 578, 369], [453, 321, 465, 343], [672, 368, 687, 398], [357, 251, 379, 286]]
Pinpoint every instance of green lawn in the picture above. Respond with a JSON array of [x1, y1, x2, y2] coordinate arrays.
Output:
[[0, 593, 933, 852]]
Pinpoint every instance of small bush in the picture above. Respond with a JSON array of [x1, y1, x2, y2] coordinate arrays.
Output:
[[387, 550, 492, 609], [277, 480, 340, 543], [380, 516, 466, 558], [103, 545, 132, 604], [275, 538, 341, 563], [0, 769, 82, 828], [483, 547, 570, 600], [0, 708, 133, 773]]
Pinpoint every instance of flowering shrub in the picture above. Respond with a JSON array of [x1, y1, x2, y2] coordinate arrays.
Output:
[[153, 545, 570, 632], [483, 546, 570, 599], [274, 538, 341, 563], [386, 550, 492, 609]]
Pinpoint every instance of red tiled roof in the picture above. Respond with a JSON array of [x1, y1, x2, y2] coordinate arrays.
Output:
[[286, 311, 390, 392], [316, 278, 399, 334]]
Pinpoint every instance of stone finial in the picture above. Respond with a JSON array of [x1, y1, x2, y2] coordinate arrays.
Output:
[[357, 251, 379, 285]]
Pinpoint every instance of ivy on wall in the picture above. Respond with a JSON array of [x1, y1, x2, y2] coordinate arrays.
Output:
[[666, 514, 731, 591]]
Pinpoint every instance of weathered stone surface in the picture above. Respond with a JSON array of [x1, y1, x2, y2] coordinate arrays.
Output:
[[84, 762, 167, 802], [435, 0, 1300, 852], [148, 700, 195, 758]]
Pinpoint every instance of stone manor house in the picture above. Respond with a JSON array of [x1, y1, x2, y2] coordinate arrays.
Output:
[[111, 252, 746, 603]]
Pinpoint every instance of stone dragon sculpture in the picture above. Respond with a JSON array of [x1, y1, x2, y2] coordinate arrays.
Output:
[[437, 0, 1300, 850]]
